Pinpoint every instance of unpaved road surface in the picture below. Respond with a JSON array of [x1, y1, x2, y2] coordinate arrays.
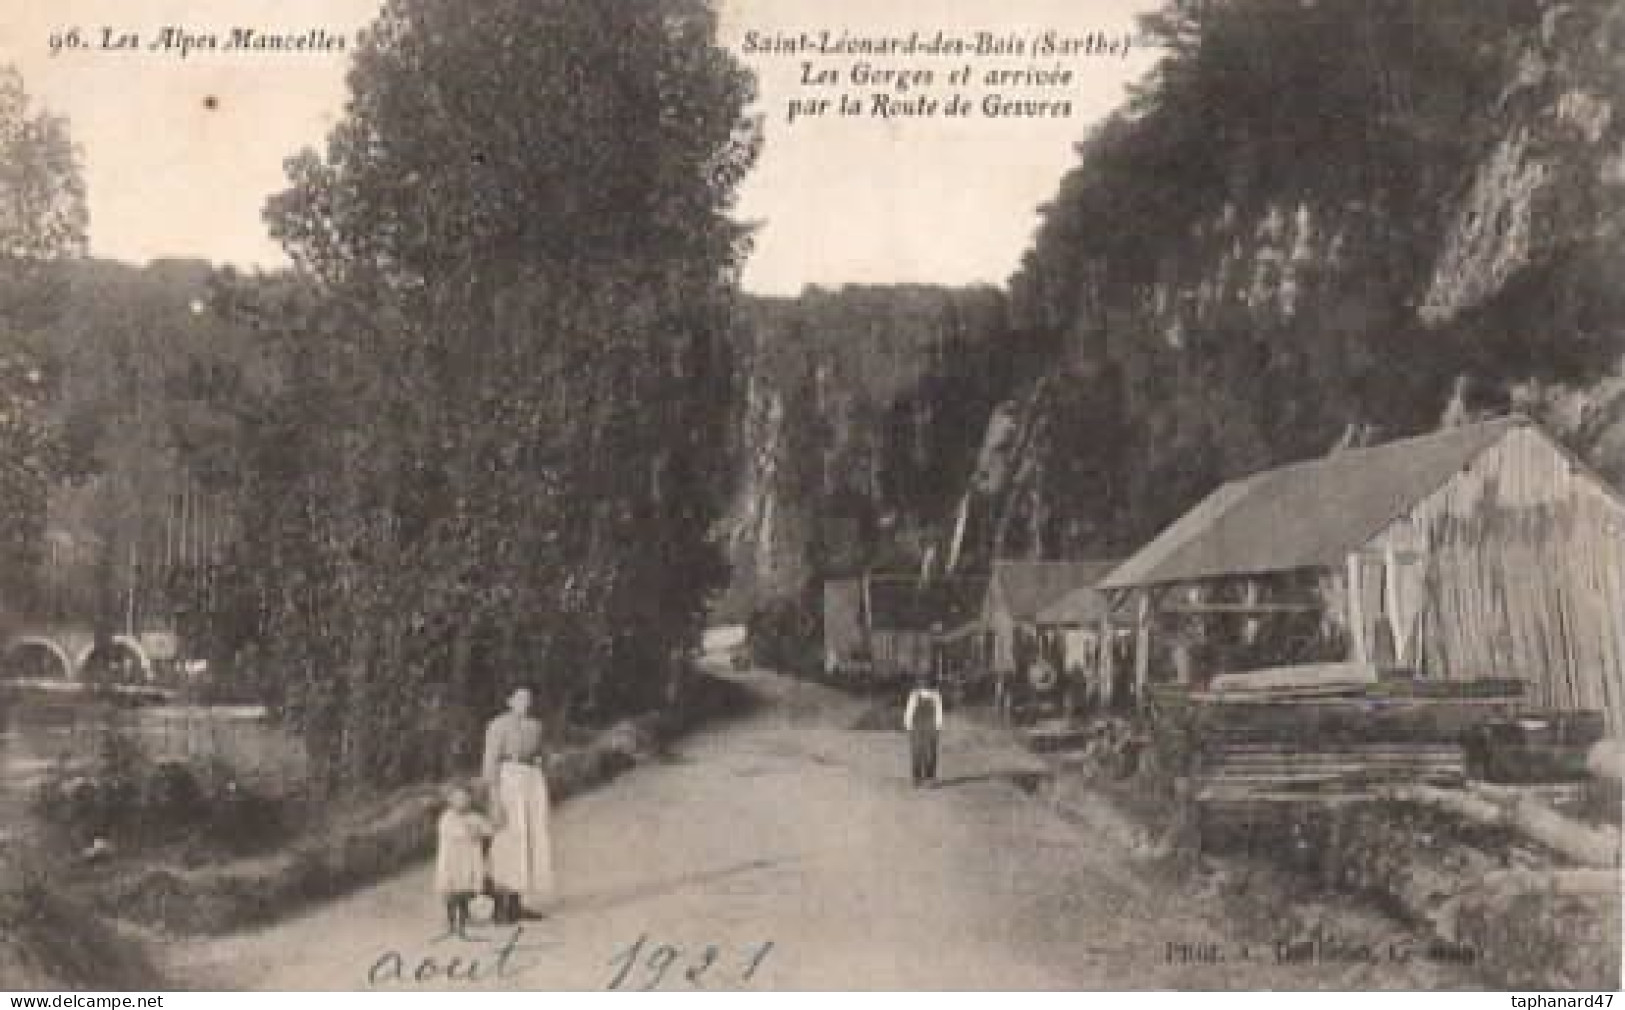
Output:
[[160, 669, 1483, 990]]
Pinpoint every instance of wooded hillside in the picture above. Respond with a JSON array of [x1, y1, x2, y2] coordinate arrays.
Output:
[[727, 0, 1625, 606]]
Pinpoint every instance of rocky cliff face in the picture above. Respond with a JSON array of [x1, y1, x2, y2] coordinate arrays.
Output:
[[1424, 3, 1622, 324], [980, 0, 1624, 559], [725, 352, 800, 606], [1422, 1, 1625, 479], [720, 286, 1022, 609], [725, 0, 1625, 610]]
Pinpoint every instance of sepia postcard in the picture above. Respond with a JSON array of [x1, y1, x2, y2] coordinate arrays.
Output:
[[0, 0, 1621, 994]]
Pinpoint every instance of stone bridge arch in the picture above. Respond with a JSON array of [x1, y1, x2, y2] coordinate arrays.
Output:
[[2, 626, 153, 682], [75, 634, 154, 682], [4, 636, 76, 680]]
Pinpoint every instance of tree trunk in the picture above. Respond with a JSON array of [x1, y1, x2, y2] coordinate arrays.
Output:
[[1389, 784, 1622, 868]]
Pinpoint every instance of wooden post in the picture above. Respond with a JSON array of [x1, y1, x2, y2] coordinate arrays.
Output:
[[1173, 590, 1195, 686], [1061, 630, 1076, 723], [1100, 607, 1117, 709], [1133, 589, 1152, 710], [1346, 553, 1368, 664]]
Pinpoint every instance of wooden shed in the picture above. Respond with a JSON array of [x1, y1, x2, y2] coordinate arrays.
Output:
[[982, 561, 1117, 677], [1034, 563, 1132, 703], [1099, 415, 1625, 732], [822, 578, 865, 674], [861, 574, 986, 681]]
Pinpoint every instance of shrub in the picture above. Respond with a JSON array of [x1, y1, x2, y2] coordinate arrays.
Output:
[[33, 727, 149, 848], [1454, 886, 1622, 990], [202, 782, 290, 857], [144, 762, 205, 821], [33, 729, 293, 859], [746, 596, 820, 676], [0, 852, 162, 989]]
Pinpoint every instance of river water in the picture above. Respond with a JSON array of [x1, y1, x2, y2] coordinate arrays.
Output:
[[0, 690, 307, 835]]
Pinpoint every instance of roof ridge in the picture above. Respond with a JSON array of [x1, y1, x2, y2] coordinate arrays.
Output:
[[993, 558, 1118, 565], [1304, 413, 1521, 462], [1219, 414, 1521, 487]]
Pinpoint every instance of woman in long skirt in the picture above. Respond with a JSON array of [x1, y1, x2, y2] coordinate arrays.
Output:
[[482, 687, 555, 922]]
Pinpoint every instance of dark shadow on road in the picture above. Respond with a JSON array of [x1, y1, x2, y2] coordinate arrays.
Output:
[[682, 671, 767, 726], [849, 698, 906, 731], [934, 770, 1052, 794]]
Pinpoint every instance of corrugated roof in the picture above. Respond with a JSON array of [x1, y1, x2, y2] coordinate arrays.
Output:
[[1100, 416, 1525, 590], [1034, 561, 1126, 625], [987, 561, 1117, 622]]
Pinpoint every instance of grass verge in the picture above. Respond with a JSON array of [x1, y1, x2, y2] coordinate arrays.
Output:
[[0, 852, 164, 990]]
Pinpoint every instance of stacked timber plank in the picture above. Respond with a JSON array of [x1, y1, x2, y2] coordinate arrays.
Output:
[[1463, 710, 1608, 783], [1023, 720, 1093, 754], [1189, 665, 1526, 810], [1197, 742, 1466, 805]]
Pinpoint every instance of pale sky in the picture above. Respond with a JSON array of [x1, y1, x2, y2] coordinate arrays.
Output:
[[1, 0, 1158, 295]]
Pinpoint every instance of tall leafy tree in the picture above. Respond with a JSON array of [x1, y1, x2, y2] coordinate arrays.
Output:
[[0, 68, 86, 617], [236, 0, 757, 788]]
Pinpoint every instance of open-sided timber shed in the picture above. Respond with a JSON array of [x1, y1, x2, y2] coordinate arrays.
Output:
[[982, 561, 1118, 677], [1098, 415, 1625, 732]]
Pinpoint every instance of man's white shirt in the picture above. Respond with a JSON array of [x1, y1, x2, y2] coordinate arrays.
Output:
[[903, 688, 944, 731]]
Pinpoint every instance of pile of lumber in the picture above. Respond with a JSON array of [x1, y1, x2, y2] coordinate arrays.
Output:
[[1206, 661, 1377, 697], [1185, 666, 1620, 869], [1189, 670, 1527, 811], [1198, 742, 1466, 805], [1023, 721, 1093, 754], [1463, 711, 1607, 783]]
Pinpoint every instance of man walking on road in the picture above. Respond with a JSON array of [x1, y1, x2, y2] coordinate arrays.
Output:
[[904, 674, 945, 786]]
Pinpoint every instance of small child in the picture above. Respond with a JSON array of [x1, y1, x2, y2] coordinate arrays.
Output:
[[435, 784, 494, 937]]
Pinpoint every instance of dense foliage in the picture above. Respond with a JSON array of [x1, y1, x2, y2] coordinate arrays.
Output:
[[183, 0, 761, 790], [34, 259, 254, 649], [0, 68, 86, 619]]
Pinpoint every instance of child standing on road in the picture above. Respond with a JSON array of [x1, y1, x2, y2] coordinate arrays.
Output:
[[903, 675, 945, 787], [435, 783, 493, 937]]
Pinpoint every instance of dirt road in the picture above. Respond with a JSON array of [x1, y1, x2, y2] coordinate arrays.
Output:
[[160, 670, 1482, 990]]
